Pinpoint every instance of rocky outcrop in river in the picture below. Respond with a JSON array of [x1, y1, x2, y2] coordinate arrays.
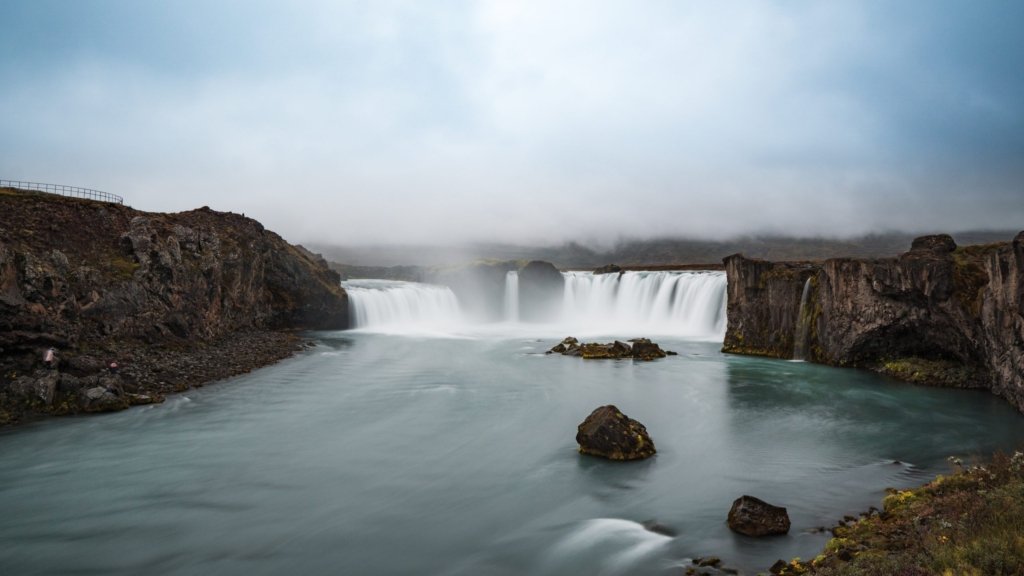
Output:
[[727, 495, 791, 536], [576, 404, 656, 460], [548, 336, 676, 360], [0, 187, 349, 423], [723, 232, 1024, 411]]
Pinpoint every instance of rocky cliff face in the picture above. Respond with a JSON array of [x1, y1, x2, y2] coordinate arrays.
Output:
[[518, 260, 564, 322], [723, 233, 1024, 411], [423, 259, 564, 322], [0, 188, 348, 422]]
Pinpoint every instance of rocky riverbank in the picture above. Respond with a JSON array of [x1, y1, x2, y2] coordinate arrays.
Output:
[[0, 187, 349, 425], [769, 451, 1024, 575], [1, 330, 307, 424], [722, 232, 1024, 412]]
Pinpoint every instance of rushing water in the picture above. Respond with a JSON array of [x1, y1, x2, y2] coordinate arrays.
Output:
[[345, 271, 728, 340], [2, 278, 1024, 576], [344, 279, 462, 333], [504, 271, 520, 323], [561, 271, 727, 338], [792, 278, 813, 361]]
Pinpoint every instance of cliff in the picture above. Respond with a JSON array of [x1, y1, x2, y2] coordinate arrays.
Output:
[[723, 232, 1024, 411], [0, 187, 348, 423]]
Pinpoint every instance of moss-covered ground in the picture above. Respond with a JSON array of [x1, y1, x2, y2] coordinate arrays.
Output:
[[774, 451, 1024, 576]]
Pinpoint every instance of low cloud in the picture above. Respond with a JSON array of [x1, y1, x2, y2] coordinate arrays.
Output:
[[1, 1, 1021, 246]]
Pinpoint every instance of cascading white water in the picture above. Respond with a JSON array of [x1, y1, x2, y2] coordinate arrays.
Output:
[[560, 271, 727, 338], [343, 279, 462, 331], [504, 271, 519, 322], [792, 277, 813, 360], [341, 270, 728, 339]]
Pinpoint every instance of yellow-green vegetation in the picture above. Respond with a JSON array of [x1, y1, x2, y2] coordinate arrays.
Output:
[[107, 256, 140, 281], [776, 451, 1024, 576], [878, 357, 976, 388]]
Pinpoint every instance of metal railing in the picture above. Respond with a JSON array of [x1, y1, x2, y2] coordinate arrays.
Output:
[[0, 179, 124, 205]]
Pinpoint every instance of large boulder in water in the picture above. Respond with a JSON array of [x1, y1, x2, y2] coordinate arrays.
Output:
[[576, 405, 656, 460], [727, 495, 791, 536], [628, 338, 670, 360], [519, 260, 564, 322]]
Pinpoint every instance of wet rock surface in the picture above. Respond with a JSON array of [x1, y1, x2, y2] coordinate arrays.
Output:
[[576, 404, 656, 460], [548, 336, 676, 360], [727, 495, 792, 536]]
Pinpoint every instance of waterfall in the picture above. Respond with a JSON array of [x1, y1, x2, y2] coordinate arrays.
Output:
[[792, 277, 813, 360], [504, 271, 519, 322], [560, 271, 727, 338], [342, 271, 729, 339], [343, 279, 462, 331]]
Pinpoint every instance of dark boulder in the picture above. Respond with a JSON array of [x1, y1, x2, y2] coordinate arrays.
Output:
[[909, 234, 956, 254], [548, 336, 579, 354], [8, 370, 60, 408], [576, 404, 656, 460], [727, 495, 791, 536], [629, 338, 672, 360], [579, 340, 632, 359], [642, 520, 677, 537], [519, 260, 564, 322], [594, 264, 623, 275]]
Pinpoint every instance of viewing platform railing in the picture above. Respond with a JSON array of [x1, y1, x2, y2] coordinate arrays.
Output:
[[0, 179, 124, 205]]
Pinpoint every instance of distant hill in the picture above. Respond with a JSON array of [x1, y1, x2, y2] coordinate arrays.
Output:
[[311, 230, 1020, 270]]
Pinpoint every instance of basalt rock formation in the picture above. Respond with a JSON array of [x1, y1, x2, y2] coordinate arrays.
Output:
[[424, 259, 564, 322], [518, 260, 564, 322], [548, 336, 676, 360], [727, 495, 791, 536], [723, 232, 1024, 411], [425, 260, 518, 322], [576, 404, 656, 460], [0, 187, 349, 423]]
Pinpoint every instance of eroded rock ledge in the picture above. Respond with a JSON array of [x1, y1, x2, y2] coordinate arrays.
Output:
[[722, 232, 1024, 412]]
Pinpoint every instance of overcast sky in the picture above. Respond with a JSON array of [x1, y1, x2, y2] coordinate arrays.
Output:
[[1, 1, 1021, 246]]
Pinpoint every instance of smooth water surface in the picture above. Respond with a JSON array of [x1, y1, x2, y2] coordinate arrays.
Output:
[[2, 333, 1023, 575]]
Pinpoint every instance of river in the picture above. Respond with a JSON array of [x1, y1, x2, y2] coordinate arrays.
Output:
[[2, 272, 1022, 575]]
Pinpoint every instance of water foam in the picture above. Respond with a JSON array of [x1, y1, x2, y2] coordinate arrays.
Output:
[[560, 271, 727, 339], [540, 518, 671, 576], [343, 279, 463, 333], [343, 271, 727, 340]]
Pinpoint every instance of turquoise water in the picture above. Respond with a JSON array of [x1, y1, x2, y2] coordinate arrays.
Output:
[[2, 332, 1023, 575]]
